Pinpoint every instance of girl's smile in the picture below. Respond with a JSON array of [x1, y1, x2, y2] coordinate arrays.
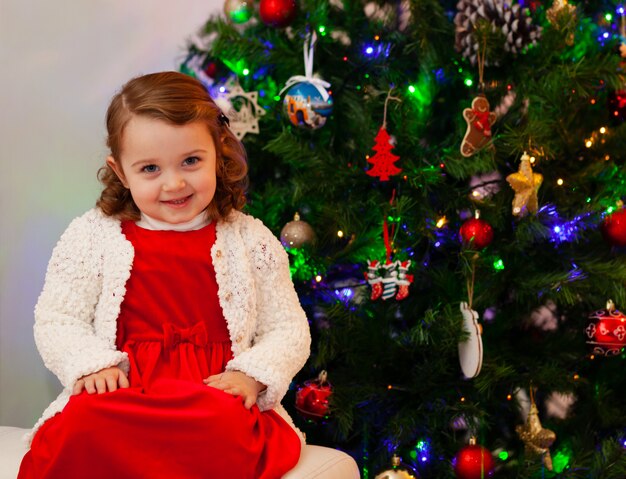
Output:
[[162, 194, 193, 208]]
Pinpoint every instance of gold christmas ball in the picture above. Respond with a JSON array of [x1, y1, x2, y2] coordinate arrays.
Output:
[[280, 213, 316, 249], [375, 455, 419, 479]]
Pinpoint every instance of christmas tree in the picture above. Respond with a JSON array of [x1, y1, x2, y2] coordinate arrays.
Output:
[[183, 0, 626, 477]]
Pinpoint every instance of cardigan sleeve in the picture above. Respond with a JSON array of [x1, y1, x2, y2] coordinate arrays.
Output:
[[33, 212, 129, 389], [225, 217, 311, 411]]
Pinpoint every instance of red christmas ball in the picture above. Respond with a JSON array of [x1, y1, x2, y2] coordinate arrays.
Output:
[[585, 300, 626, 356], [601, 208, 626, 247], [204, 62, 218, 79], [295, 371, 332, 421], [259, 0, 297, 28], [460, 216, 494, 249], [454, 442, 495, 479]]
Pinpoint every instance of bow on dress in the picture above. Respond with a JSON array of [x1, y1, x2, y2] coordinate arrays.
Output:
[[163, 323, 209, 350]]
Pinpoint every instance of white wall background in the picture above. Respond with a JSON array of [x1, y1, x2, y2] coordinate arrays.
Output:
[[0, 0, 223, 427]]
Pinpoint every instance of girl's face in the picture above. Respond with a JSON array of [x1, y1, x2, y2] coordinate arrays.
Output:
[[107, 116, 217, 225]]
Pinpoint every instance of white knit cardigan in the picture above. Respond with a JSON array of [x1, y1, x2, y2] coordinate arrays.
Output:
[[26, 208, 311, 445]]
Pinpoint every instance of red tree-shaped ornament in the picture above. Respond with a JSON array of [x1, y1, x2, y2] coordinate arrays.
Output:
[[366, 126, 402, 181]]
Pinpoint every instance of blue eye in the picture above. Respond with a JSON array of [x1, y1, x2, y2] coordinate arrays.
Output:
[[183, 156, 200, 166], [142, 164, 159, 173]]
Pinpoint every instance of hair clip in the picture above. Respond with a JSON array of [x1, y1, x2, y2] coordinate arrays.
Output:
[[218, 112, 230, 127]]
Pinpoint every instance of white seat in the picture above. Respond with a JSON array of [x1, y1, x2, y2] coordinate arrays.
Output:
[[0, 426, 359, 479]]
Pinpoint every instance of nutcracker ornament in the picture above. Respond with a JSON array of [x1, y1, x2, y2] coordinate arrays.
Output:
[[295, 371, 332, 422], [453, 437, 495, 479], [585, 300, 626, 356]]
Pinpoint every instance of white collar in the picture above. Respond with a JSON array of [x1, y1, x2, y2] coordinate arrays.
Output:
[[136, 211, 211, 231]]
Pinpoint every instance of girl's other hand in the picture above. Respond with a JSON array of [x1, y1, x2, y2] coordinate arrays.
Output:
[[203, 371, 266, 409], [72, 366, 130, 395]]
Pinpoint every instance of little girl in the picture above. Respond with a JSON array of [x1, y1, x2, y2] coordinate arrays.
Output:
[[18, 71, 311, 479]]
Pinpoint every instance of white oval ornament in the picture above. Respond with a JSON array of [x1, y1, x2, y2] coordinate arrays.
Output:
[[458, 301, 483, 378]]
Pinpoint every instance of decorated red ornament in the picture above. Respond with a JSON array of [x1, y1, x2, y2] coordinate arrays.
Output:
[[454, 438, 495, 479], [460, 211, 494, 249], [365, 126, 402, 181], [601, 207, 626, 247], [585, 300, 626, 356], [295, 370, 332, 421], [259, 0, 297, 28]]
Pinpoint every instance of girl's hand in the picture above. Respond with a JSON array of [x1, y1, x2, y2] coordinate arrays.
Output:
[[203, 371, 266, 409], [72, 366, 130, 395]]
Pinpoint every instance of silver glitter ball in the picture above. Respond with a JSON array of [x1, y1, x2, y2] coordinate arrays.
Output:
[[280, 213, 316, 249]]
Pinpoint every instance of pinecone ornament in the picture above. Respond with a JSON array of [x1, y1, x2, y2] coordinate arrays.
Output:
[[454, 0, 542, 65]]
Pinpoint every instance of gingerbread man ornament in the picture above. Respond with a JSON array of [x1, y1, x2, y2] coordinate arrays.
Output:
[[461, 95, 497, 157]]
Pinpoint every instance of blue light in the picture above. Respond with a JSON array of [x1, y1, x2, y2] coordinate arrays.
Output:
[[414, 439, 431, 464], [335, 288, 354, 300], [435, 241, 441, 247], [219, 86, 226, 93], [361, 43, 391, 59], [434, 68, 445, 82], [618, 7, 625, 14], [540, 204, 593, 244], [603, 32, 610, 39], [567, 263, 588, 282]]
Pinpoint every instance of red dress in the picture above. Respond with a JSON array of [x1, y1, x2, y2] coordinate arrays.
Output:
[[19, 220, 301, 479]]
